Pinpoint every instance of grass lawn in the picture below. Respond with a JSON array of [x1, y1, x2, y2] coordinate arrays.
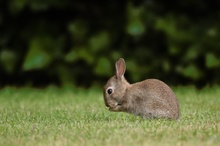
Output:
[[0, 86, 219, 146]]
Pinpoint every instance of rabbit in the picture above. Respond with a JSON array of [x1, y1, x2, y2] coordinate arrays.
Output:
[[103, 58, 179, 120]]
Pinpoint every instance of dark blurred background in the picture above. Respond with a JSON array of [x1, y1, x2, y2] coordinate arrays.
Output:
[[0, 0, 220, 88]]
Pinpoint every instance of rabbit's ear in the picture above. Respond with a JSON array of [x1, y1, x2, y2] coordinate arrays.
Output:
[[115, 58, 126, 78]]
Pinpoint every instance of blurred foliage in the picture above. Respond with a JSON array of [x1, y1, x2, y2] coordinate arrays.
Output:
[[0, 0, 220, 87]]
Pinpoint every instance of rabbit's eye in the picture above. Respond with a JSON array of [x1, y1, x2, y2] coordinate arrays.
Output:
[[107, 88, 113, 95]]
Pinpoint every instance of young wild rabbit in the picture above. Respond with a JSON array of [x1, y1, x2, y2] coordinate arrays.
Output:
[[103, 58, 179, 120]]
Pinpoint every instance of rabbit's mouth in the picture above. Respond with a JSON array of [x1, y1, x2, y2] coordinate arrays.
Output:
[[109, 102, 122, 111]]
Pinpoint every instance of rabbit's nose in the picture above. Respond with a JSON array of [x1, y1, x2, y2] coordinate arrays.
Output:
[[105, 102, 110, 107], [104, 98, 110, 107]]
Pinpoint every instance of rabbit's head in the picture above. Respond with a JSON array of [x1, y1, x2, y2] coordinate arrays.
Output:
[[103, 58, 130, 111]]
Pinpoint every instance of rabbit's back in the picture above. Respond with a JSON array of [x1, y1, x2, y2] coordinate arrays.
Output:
[[125, 79, 179, 119]]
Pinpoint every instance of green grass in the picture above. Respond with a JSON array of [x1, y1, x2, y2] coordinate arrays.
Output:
[[0, 86, 220, 146]]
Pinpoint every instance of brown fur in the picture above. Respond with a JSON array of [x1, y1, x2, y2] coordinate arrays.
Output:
[[103, 58, 180, 120]]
